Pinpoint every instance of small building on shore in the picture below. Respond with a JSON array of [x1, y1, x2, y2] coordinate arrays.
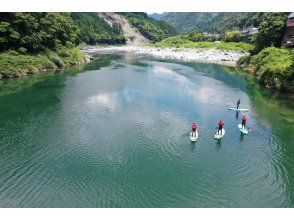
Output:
[[241, 27, 259, 42], [282, 12, 294, 48]]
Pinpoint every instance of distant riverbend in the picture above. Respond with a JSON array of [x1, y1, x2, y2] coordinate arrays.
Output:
[[83, 46, 249, 66]]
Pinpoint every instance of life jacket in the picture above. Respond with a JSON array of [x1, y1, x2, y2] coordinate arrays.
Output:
[[242, 116, 247, 122], [218, 121, 224, 127], [192, 124, 197, 129]]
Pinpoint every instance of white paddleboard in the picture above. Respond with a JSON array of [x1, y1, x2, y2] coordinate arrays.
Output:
[[214, 128, 225, 139], [190, 131, 198, 142], [238, 124, 248, 134], [228, 107, 250, 112]]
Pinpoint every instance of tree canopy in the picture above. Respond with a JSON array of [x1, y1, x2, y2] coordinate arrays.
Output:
[[0, 13, 78, 52], [222, 30, 243, 42], [253, 13, 289, 52]]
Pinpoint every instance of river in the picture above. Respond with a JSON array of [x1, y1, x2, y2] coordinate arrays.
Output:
[[0, 53, 293, 207]]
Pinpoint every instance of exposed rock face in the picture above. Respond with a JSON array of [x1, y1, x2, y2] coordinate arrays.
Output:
[[98, 13, 148, 46]]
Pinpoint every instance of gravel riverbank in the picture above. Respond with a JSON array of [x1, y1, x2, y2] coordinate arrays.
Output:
[[83, 46, 249, 66]]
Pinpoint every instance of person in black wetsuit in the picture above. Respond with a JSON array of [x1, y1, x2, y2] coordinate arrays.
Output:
[[237, 99, 240, 109]]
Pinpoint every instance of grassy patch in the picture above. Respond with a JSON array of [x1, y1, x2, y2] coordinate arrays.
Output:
[[155, 35, 254, 51], [0, 47, 86, 79]]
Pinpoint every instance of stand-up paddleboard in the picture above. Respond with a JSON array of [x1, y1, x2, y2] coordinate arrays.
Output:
[[228, 107, 250, 112], [238, 124, 248, 134], [190, 131, 198, 142], [214, 129, 225, 139]]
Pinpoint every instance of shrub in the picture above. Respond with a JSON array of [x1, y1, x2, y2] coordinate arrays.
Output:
[[243, 47, 294, 91], [222, 30, 243, 42], [188, 32, 204, 42]]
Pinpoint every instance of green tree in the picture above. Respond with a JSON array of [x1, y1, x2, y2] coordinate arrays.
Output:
[[222, 30, 243, 42], [0, 12, 79, 52], [188, 32, 204, 42], [253, 13, 289, 52]]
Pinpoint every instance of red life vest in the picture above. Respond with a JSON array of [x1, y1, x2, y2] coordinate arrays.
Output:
[[218, 121, 224, 127]]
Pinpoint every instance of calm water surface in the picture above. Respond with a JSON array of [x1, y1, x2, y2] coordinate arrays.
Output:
[[0, 54, 293, 207]]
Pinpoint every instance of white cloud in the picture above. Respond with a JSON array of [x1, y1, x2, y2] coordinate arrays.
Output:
[[87, 93, 118, 109], [153, 65, 188, 83]]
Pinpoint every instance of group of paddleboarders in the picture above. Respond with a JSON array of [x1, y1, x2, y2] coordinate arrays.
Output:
[[190, 99, 248, 136]]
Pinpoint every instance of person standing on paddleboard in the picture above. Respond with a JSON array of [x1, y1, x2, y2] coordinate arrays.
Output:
[[217, 120, 224, 135], [191, 123, 197, 136], [241, 115, 247, 128], [237, 99, 240, 109]]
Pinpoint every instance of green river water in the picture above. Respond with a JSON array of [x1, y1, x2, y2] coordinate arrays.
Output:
[[0, 53, 293, 207]]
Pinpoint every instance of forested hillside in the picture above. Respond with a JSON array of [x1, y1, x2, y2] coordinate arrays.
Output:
[[0, 12, 78, 52], [120, 12, 178, 42], [71, 13, 126, 45]]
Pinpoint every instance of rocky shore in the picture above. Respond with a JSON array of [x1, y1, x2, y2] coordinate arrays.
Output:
[[83, 46, 249, 66]]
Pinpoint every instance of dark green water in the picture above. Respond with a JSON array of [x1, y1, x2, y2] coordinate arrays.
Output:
[[0, 54, 293, 207]]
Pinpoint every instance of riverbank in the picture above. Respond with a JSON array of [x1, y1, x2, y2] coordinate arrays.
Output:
[[83, 45, 249, 66], [0, 47, 93, 79], [238, 47, 294, 92]]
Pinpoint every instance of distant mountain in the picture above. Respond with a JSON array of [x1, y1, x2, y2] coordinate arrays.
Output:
[[162, 12, 263, 34], [147, 12, 168, 20]]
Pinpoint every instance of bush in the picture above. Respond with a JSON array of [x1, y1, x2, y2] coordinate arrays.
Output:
[[17, 47, 27, 54], [222, 30, 243, 42], [188, 32, 204, 42], [236, 54, 251, 66], [242, 47, 294, 91], [203, 35, 217, 42], [46, 50, 65, 68], [0, 46, 86, 78], [0, 53, 56, 77]]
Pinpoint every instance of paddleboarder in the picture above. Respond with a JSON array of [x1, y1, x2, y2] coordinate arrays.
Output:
[[191, 122, 197, 136], [241, 115, 247, 129], [217, 120, 224, 135], [237, 99, 240, 109]]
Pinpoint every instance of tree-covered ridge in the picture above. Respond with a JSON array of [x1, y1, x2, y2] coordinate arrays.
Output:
[[0, 12, 78, 53], [120, 12, 178, 42], [162, 12, 271, 34], [162, 12, 223, 34], [71, 13, 126, 45]]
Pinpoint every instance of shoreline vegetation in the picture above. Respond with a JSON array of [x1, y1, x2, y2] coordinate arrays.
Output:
[[0, 47, 92, 79]]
